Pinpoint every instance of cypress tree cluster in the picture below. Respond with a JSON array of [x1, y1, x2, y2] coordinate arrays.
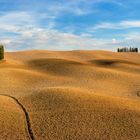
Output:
[[118, 47, 138, 52], [0, 44, 4, 60]]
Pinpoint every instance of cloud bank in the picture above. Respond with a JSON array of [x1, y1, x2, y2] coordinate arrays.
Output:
[[0, 11, 119, 51], [0, 0, 140, 51]]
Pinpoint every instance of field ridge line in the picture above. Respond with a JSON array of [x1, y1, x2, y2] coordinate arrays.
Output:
[[0, 94, 35, 140]]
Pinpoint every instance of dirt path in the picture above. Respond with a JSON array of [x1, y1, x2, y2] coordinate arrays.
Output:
[[0, 94, 35, 140]]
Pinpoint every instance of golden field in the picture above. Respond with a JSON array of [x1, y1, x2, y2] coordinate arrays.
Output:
[[0, 50, 140, 140]]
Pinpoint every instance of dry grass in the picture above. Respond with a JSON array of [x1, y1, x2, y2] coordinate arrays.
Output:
[[0, 50, 139, 139]]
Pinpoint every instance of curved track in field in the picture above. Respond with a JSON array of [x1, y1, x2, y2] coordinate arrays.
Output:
[[0, 94, 35, 140]]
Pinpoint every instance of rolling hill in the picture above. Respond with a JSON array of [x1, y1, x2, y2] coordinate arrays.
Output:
[[0, 50, 140, 140]]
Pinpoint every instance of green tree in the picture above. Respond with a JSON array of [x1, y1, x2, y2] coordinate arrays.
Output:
[[0, 44, 4, 60]]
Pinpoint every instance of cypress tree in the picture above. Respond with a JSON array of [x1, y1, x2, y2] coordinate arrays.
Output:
[[117, 48, 120, 52], [0, 44, 4, 60], [117, 47, 138, 52], [136, 48, 138, 52]]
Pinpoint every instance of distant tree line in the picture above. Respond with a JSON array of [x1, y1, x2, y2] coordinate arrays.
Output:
[[118, 47, 138, 52], [0, 44, 4, 60]]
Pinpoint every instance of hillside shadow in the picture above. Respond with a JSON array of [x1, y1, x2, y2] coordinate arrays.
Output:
[[27, 58, 85, 76], [89, 59, 140, 67]]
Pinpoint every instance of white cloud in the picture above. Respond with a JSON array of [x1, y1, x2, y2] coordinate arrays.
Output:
[[46, 2, 91, 16], [0, 11, 119, 51], [0, 12, 33, 24], [0, 11, 139, 52], [111, 32, 140, 48], [0, 39, 11, 45], [112, 38, 117, 44], [45, 0, 125, 17], [0, 12, 35, 33], [93, 20, 140, 30], [4, 28, 118, 51]]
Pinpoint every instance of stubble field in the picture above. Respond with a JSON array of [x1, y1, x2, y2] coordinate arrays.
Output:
[[0, 50, 140, 140]]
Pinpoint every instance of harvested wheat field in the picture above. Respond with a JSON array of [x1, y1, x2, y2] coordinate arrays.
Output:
[[0, 50, 140, 140]]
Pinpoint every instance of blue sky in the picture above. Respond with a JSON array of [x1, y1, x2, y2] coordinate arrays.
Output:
[[1, 0, 140, 51]]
